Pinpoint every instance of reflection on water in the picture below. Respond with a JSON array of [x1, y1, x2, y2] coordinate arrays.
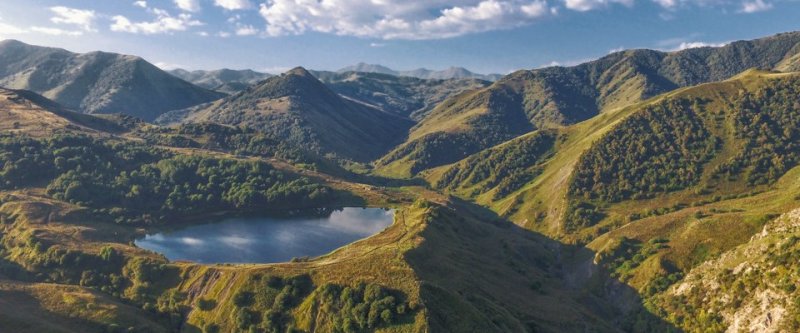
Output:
[[135, 207, 394, 264]]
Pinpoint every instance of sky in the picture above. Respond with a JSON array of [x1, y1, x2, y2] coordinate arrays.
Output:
[[0, 0, 798, 75]]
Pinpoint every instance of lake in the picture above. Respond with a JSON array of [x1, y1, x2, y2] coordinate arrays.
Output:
[[135, 207, 394, 264]]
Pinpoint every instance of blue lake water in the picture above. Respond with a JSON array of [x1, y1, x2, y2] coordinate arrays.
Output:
[[135, 207, 394, 264]]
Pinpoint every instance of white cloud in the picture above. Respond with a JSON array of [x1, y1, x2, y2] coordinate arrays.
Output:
[[521, 1, 550, 15], [111, 9, 203, 34], [215, 0, 253, 10], [652, 0, 678, 8], [608, 46, 625, 53], [217, 31, 231, 38], [235, 25, 259, 36], [31, 26, 83, 36], [563, 0, 632, 12], [651, 0, 773, 11], [261, 66, 291, 74], [49, 6, 96, 31], [174, 0, 201, 12], [258, 0, 555, 40], [134, 1, 148, 8], [540, 58, 591, 68], [154, 62, 181, 69], [370, 42, 386, 47], [0, 22, 27, 35], [674, 41, 728, 50], [740, 0, 772, 12]]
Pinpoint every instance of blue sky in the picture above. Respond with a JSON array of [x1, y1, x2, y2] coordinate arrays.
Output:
[[0, 0, 798, 74]]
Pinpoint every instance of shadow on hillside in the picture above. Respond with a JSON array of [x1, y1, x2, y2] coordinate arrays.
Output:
[[0, 289, 108, 332], [404, 197, 681, 333]]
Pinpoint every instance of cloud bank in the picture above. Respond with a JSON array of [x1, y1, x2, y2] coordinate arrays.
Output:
[[258, 0, 555, 40]]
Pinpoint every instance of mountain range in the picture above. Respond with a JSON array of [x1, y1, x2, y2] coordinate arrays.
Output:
[[338, 62, 503, 81], [0, 40, 224, 121], [312, 70, 489, 120], [3, 30, 800, 333], [160, 67, 415, 162], [375, 31, 800, 177], [168, 68, 273, 94]]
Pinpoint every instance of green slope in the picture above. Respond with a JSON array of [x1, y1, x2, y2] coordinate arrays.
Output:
[[376, 31, 800, 177], [420, 68, 800, 332], [430, 70, 798, 238]]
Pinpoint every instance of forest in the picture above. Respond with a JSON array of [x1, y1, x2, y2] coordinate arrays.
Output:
[[0, 134, 335, 225], [715, 77, 800, 185], [569, 98, 718, 203]]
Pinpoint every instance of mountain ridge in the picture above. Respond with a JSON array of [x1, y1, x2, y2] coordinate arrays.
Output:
[[168, 68, 273, 93], [0, 39, 224, 121], [338, 62, 503, 81], [375, 31, 800, 177], [162, 66, 415, 162]]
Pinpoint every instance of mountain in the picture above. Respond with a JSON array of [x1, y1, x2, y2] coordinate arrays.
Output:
[[376, 31, 800, 177], [168, 68, 272, 93], [337, 62, 503, 81], [312, 70, 489, 120], [160, 67, 414, 162], [337, 63, 397, 76], [0, 40, 224, 121], [419, 68, 800, 330], [427, 69, 800, 234]]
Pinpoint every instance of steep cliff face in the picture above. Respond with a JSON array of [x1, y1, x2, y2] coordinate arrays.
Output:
[[654, 208, 800, 332]]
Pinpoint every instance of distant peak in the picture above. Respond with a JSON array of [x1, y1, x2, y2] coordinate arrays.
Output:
[[286, 66, 312, 77], [0, 39, 28, 47]]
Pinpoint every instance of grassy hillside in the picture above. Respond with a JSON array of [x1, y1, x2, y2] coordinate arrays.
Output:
[[0, 183, 673, 332], [376, 32, 800, 177], [427, 70, 798, 237], [0, 40, 224, 121], [0, 280, 168, 333], [0, 88, 129, 137], [0, 95, 657, 332], [6, 31, 800, 333], [418, 70, 800, 332]]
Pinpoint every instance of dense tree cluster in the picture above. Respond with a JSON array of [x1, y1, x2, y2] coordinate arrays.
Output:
[[139, 123, 314, 163], [596, 237, 670, 281], [0, 135, 165, 189], [48, 154, 333, 224], [0, 134, 334, 225], [563, 201, 605, 231], [715, 77, 800, 185], [206, 274, 412, 333], [227, 274, 313, 333], [570, 98, 718, 202], [312, 282, 409, 333], [436, 131, 555, 199]]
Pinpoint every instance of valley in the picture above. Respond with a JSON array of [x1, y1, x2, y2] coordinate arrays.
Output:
[[1, 30, 800, 333]]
